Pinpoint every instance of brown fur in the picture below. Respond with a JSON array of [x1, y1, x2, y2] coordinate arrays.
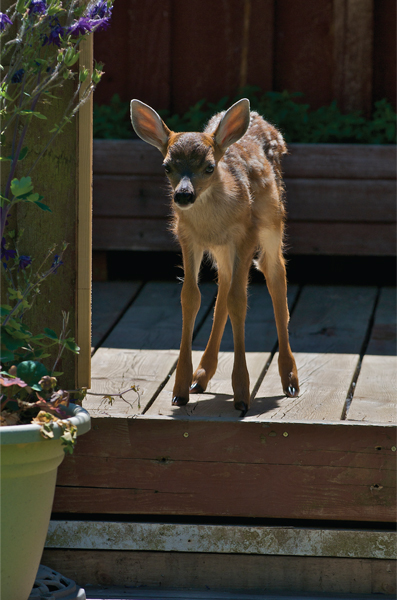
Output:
[[130, 98, 299, 414]]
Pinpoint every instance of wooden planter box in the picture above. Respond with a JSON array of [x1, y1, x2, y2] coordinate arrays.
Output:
[[93, 140, 396, 256]]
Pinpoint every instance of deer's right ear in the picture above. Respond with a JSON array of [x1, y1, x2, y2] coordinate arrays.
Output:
[[130, 100, 170, 155]]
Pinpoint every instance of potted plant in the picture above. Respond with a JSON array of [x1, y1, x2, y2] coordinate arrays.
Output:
[[0, 0, 113, 597]]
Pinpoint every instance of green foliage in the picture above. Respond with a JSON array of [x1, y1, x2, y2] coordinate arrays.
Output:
[[16, 360, 48, 390], [1, 0, 111, 387], [93, 94, 134, 139], [94, 88, 396, 145]]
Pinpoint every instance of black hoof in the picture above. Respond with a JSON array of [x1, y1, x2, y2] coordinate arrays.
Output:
[[190, 382, 204, 394], [285, 385, 299, 398], [234, 400, 248, 417], [172, 396, 189, 406]]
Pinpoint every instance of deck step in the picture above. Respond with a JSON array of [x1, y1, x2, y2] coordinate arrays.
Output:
[[84, 587, 397, 600], [43, 522, 396, 596]]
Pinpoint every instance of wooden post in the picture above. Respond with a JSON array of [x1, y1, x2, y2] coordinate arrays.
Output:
[[333, 0, 374, 115], [77, 37, 93, 389], [3, 39, 92, 390]]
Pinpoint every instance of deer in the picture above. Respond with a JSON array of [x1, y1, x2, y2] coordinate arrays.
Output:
[[130, 97, 299, 415]]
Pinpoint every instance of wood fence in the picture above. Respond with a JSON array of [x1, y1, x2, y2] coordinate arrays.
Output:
[[93, 0, 396, 115]]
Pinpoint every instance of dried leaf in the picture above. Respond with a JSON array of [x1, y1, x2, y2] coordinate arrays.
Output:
[[0, 374, 27, 387], [32, 410, 60, 426], [50, 389, 70, 407]]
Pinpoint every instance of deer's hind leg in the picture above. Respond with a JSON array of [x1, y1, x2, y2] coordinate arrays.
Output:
[[256, 226, 299, 397], [190, 246, 233, 394]]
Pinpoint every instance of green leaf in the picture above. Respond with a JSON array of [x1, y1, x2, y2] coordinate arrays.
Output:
[[29, 333, 46, 341], [0, 349, 15, 363], [25, 193, 39, 203], [10, 177, 33, 198], [4, 328, 29, 340], [18, 147, 28, 161], [35, 201, 52, 212], [0, 156, 12, 162], [0, 305, 12, 316], [65, 339, 80, 353], [0, 89, 13, 101], [1, 328, 22, 350], [44, 327, 58, 340], [16, 360, 48, 386], [16, 0, 28, 13], [20, 110, 47, 120], [5, 319, 22, 331]]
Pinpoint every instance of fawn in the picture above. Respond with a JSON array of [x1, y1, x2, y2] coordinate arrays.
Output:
[[130, 98, 299, 414]]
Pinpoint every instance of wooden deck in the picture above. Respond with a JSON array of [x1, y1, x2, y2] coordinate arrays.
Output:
[[52, 280, 397, 520], [45, 279, 397, 594], [89, 280, 396, 423]]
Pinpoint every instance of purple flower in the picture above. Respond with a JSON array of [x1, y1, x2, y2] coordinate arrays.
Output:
[[42, 18, 64, 46], [67, 17, 93, 36], [1, 238, 16, 262], [92, 16, 110, 32], [86, 0, 112, 30], [11, 69, 24, 83], [51, 254, 63, 274], [29, 0, 47, 14], [87, 0, 112, 19], [18, 255, 32, 270], [68, 2, 112, 37], [0, 12, 12, 31]]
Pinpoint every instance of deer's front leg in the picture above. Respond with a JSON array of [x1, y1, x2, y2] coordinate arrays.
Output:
[[191, 249, 233, 394], [172, 246, 203, 406]]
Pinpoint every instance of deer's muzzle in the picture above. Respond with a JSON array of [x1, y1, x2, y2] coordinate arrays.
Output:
[[174, 190, 195, 207]]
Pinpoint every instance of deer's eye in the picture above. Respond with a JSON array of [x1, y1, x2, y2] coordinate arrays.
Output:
[[205, 164, 215, 174], [163, 164, 172, 174]]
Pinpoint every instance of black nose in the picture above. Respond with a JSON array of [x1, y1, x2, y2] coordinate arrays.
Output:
[[174, 191, 195, 206]]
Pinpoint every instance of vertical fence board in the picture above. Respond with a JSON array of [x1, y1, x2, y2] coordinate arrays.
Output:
[[265, 0, 334, 109], [333, 0, 374, 115], [93, 0, 395, 113], [373, 0, 396, 109], [77, 37, 93, 388], [94, 0, 171, 109]]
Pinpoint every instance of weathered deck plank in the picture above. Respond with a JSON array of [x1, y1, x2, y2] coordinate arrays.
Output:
[[91, 281, 141, 349], [148, 284, 298, 418], [86, 281, 216, 414], [348, 287, 397, 424], [247, 286, 377, 421], [46, 520, 396, 558], [42, 548, 396, 596], [54, 419, 395, 520]]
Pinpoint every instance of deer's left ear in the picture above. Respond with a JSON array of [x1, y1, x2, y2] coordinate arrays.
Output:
[[214, 98, 250, 152], [130, 99, 171, 155]]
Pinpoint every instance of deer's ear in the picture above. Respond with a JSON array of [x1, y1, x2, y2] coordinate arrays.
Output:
[[214, 98, 250, 152], [130, 99, 170, 155]]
